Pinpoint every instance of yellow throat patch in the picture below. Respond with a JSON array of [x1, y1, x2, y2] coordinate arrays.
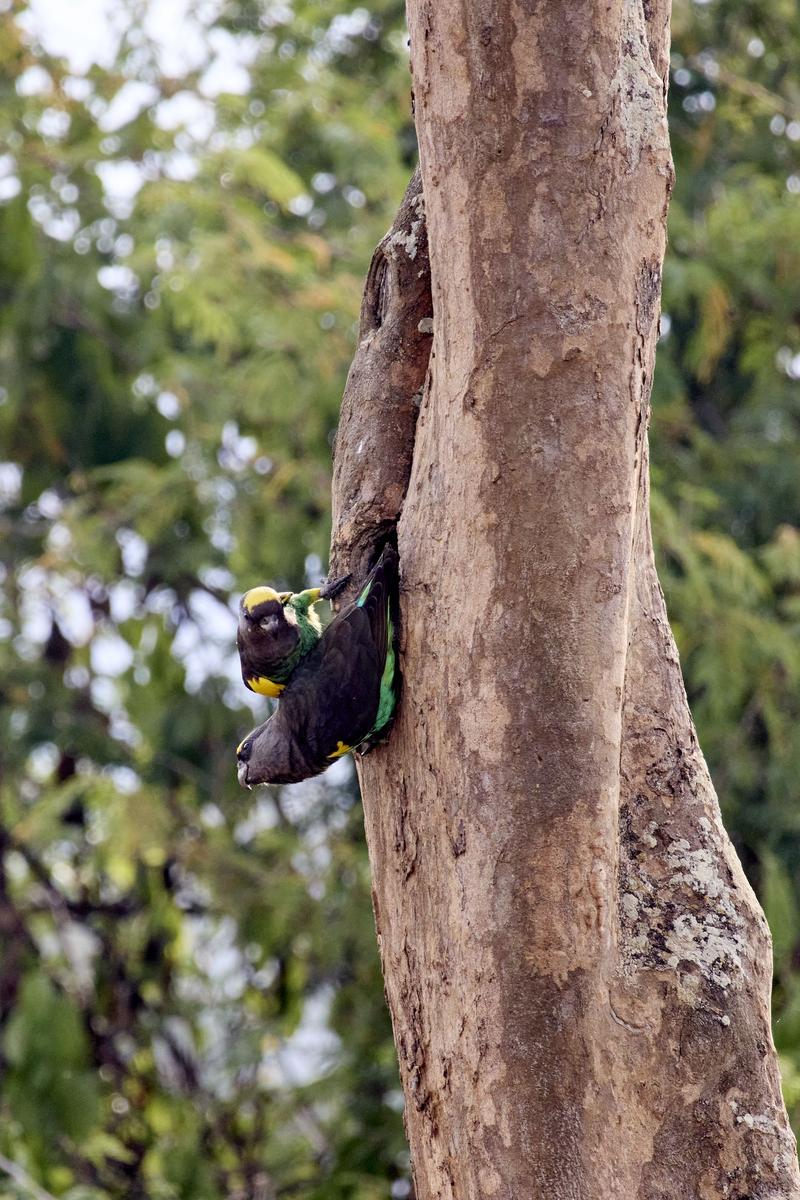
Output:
[[242, 585, 281, 612], [247, 675, 285, 698]]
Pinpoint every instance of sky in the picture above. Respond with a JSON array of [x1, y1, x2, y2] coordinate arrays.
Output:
[[20, 0, 126, 72], [20, 0, 253, 91]]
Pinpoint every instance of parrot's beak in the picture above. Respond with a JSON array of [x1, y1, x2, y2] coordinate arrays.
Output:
[[261, 614, 281, 634], [237, 759, 251, 789]]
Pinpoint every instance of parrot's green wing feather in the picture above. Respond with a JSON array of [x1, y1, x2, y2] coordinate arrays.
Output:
[[356, 549, 400, 750]]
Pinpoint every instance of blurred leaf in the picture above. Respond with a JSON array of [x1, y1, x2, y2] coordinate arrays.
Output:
[[228, 147, 306, 208]]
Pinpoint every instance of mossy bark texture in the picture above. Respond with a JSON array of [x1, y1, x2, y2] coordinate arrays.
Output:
[[330, 2, 799, 1196]]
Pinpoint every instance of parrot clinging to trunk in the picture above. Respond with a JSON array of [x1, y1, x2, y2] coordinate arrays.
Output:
[[236, 545, 399, 786], [236, 573, 349, 698]]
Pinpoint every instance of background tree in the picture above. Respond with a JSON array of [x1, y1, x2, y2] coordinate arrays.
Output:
[[0, 0, 798, 1196]]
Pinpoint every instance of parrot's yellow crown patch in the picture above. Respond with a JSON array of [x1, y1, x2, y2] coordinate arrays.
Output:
[[242, 586, 280, 612]]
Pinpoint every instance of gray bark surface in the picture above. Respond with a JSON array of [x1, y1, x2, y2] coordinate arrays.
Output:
[[329, 169, 431, 589], [329, 2, 800, 1196]]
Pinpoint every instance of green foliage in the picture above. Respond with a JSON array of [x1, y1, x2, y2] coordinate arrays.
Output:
[[657, 0, 800, 1131], [5, 974, 100, 1146], [0, 0, 798, 1193], [0, 1, 412, 1194]]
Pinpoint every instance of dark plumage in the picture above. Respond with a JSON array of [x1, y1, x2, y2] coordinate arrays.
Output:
[[236, 575, 348, 698], [236, 546, 400, 786]]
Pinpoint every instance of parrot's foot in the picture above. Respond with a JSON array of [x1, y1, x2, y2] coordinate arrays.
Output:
[[320, 573, 351, 600]]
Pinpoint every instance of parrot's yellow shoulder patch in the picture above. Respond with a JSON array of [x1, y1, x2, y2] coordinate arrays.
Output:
[[242, 586, 281, 612], [247, 675, 285, 698], [328, 740, 351, 760]]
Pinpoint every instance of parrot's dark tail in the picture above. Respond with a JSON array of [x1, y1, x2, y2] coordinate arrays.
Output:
[[355, 544, 398, 610]]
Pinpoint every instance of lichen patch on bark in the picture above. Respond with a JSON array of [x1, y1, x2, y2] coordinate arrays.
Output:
[[609, 0, 671, 171]]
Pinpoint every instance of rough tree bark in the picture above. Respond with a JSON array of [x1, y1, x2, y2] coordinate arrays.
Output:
[[330, 2, 800, 1196], [330, 167, 431, 586]]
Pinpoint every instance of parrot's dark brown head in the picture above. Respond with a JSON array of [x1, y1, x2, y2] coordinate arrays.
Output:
[[236, 717, 307, 787], [237, 586, 299, 668]]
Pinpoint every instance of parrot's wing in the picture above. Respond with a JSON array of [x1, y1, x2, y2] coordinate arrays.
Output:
[[284, 548, 398, 760], [289, 607, 383, 759]]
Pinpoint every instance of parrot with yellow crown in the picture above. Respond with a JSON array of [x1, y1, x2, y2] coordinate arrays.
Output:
[[236, 572, 348, 699], [236, 546, 400, 786]]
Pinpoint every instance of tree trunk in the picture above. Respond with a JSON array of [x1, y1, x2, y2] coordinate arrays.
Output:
[[330, 1, 800, 1196]]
